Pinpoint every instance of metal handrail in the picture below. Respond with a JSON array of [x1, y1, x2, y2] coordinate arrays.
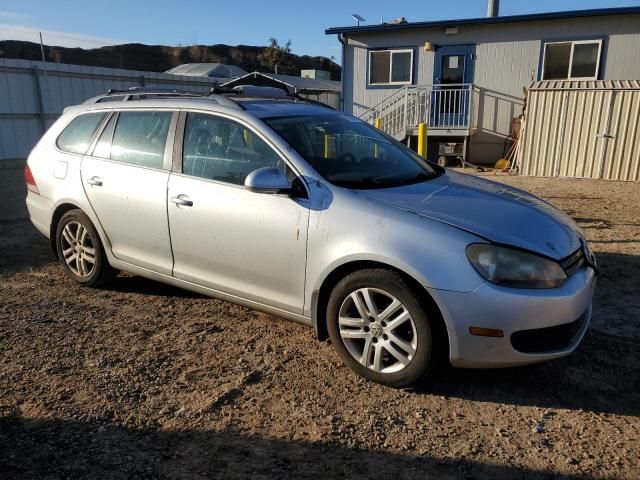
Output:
[[359, 83, 476, 140]]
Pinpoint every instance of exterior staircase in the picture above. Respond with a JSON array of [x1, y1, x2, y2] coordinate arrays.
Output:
[[359, 84, 479, 141]]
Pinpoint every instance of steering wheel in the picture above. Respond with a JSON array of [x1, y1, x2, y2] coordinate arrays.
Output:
[[337, 152, 357, 164], [325, 151, 357, 177]]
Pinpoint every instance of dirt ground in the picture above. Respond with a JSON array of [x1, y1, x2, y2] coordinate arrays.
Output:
[[1, 164, 638, 479]]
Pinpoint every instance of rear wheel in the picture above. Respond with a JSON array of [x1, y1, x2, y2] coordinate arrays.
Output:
[[55, 209, 116, 287], [327, 269, 435, 387]]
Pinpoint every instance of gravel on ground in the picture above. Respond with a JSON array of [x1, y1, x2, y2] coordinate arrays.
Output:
[[1, 166, 638, 479]]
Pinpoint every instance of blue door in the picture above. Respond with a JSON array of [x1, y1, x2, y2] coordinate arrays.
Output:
[[432, 44, 475, 127]]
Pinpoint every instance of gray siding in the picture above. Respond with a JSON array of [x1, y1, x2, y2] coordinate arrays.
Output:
[[342, 13, 640, 163], [0, 59, 222, 160]]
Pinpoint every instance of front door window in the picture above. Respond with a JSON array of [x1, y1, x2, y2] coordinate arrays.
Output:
[[441, 55, 465, 84]]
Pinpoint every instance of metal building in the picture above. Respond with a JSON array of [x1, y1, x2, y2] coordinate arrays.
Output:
[[326, 6, 640, 165], [165, 63, 247, 81], [519, 80, 640, 181]]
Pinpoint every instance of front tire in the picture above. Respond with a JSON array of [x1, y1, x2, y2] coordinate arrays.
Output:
[[327, 269, 435, 387], [55, 209, 116, 287]]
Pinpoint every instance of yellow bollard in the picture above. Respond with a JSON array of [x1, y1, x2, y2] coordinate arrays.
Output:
[[417, 123, 427, 159], [324, 134, 331, 159], [374, 118, 382, 158], [243, 129, 253, 147]]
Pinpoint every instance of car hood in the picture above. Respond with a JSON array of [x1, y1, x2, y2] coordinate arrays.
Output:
[[361, 171, 582, 260]]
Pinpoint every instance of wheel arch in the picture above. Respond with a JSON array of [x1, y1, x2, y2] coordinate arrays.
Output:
[[49, 202, 111, 261], [49, 202, 82, 258], [312, 260, 450, 362]]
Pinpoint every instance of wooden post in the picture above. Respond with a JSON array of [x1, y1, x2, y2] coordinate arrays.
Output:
[[417, 122, 427, 159]]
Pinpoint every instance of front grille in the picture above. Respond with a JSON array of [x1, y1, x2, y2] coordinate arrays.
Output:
[[510, 311, 588, 354], [560, 248, 585, 277]]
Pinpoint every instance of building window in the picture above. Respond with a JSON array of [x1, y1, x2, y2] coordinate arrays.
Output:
[[541, 40, 602, 80], [369, 49, 413, 85]]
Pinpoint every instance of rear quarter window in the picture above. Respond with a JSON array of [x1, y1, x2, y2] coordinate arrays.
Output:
[[56, 112, 106, 154]]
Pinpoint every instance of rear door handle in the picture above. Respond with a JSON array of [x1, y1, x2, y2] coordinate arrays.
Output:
[[87, 176, 103, 186], [170, 195, 193, 207]]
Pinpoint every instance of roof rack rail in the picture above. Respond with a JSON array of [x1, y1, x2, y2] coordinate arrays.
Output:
[[106, 86, 204, 96], [83, 87, 209, 105], [82, 85, 334, 109], [210, 85, 335, 109], [210, 86, 241, 95]]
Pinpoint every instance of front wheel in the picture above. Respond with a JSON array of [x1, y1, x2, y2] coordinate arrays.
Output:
[[56, 209, 117, 287], [327, 269, 435, 387]]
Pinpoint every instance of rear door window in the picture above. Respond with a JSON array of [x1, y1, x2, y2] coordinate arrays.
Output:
[[56, 112, 106, 154], [110, 111, 172, 169]]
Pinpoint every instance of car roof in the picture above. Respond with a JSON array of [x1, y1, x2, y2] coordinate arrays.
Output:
[[72, 95, 339, 119]]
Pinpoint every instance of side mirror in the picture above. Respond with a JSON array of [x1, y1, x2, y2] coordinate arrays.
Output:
[[244, 167, 292, 194]]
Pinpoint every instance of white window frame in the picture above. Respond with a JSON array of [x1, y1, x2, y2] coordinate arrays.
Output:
[[368, 49, 414, 86], [541, 39, 603, 81]]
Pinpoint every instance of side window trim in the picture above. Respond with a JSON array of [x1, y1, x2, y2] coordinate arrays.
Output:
[[172, 111, 187, 174], [175, 109, 308, 195], [87, 111, 118, 157], [163, 112, 179, 171]]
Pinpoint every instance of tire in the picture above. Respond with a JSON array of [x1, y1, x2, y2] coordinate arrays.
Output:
[[437, 156, 449, 167], [327, 268, 435, 387], [55, 209, 117, 287]]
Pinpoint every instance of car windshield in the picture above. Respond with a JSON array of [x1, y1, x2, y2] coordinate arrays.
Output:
[[263, 114, 439, 189]]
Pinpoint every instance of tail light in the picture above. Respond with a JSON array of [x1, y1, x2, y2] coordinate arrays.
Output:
[[25, 164, 40, 194]]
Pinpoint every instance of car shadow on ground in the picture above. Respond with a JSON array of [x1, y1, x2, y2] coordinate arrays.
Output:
[[413, 251, 640, 418], [106, 274, 206, 299], [0, 415, 590, 480]]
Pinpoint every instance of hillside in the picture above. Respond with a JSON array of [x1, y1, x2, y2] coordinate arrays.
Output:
[[0, 40, 341, 79]]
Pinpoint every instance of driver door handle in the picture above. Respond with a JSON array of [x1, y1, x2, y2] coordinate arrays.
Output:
[[170, 196, 193, 207]]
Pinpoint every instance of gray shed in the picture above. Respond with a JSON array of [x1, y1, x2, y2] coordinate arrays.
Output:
[[519, 80, 640, 181], [166, 63, 247, 80]]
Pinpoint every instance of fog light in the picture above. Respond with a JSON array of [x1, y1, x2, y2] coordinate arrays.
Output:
[[469, 327, 504, 338]]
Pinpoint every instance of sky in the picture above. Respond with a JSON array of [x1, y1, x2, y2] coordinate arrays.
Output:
[[1, 0, 639, 63]]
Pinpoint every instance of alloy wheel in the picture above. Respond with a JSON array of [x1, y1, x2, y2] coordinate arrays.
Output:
[[60, 221, 96, 278], [338, 287, 418, 374]]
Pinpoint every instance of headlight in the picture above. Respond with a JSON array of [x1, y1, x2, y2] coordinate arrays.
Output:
[[466, 244, 567, 289]]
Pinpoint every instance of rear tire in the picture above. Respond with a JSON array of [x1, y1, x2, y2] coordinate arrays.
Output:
[[55, 209, 117, 287], [327, 268, 435, 387]]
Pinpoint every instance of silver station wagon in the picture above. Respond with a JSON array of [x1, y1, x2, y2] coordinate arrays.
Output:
[[25, 87, 597, 387]]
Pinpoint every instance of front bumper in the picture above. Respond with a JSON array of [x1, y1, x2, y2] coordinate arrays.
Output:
[[431, 266, 596, 368]]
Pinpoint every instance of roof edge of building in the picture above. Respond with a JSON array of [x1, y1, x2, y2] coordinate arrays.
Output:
[[325, 6, 640, 35]]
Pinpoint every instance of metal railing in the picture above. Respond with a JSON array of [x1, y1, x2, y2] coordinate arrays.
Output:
[[359, 84, 479, 140]]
